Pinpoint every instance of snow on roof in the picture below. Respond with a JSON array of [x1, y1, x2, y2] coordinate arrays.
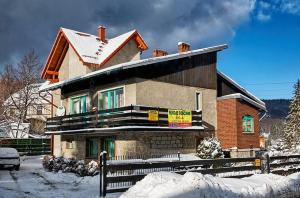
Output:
[[40, 44, 228, 91], [217, 70, 265, 106], [217, 93, 266, 111], [62, 28, 137, 65]]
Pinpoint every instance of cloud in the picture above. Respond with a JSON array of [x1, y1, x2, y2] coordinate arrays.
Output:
[[257, 10, 271, 21], [256, 0, 300, 22], [0, 0, 256, 68]]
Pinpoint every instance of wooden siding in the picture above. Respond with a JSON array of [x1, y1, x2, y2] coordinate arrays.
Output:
[[61, 52, 217, 96]]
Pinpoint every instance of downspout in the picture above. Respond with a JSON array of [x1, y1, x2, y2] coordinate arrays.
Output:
[[39, 90, 58, 155]]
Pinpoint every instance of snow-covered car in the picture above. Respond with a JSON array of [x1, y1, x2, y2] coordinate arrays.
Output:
[[0, 148, 20, 170]]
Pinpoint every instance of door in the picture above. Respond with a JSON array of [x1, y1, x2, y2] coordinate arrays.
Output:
[[103, 137, 115, 158]]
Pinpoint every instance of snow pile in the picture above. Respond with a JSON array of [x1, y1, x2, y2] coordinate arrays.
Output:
[[42, 155, 99, 176], [121, 172, 300, 198], [196, 137, 224, 159]]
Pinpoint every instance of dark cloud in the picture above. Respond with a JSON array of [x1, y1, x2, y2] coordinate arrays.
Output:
[[0, 0, 255, 68]]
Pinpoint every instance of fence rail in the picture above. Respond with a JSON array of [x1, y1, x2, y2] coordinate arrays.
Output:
[[99, 152, 261, 196], [269, 154, 300, 175], [0, 138, 51, 155], [45, 105, 202, 132]]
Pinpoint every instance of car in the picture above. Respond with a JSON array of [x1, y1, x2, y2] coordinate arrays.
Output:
[[0, 147, 20, 170]]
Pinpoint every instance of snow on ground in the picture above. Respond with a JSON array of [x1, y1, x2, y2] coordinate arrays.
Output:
[[121, 171, 300, 198], [0, 156, 120, 198]]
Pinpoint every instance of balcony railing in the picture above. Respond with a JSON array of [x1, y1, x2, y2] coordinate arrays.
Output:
[[45, 105, 202, 133]]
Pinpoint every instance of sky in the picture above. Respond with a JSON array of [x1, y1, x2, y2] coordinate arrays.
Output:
[[0, 0, 299, 99]]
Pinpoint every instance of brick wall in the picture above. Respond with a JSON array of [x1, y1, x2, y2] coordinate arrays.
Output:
[[217, 98, 260, 149]]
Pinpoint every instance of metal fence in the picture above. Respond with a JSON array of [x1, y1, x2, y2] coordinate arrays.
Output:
[[0, 138, 51, 155], [99, 152, 262, 196]]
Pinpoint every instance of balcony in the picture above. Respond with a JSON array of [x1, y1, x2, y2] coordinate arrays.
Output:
[[45, 105, 203, 134]]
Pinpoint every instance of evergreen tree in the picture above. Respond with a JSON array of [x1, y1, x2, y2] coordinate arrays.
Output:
[[283, 79, 300, 149]]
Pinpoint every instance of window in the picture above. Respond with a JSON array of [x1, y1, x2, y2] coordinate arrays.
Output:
[[99, 88, 124, 110], [70, 95, 87, 114], [242, 115, 254, 133], [195, 92, 202, 111], [37, 105, 43, 115], [66, 139, 73, 149], [86, 138, 98, 158]]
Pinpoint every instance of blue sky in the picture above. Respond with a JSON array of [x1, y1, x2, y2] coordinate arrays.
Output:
[[219, 2, 300, 99], [0, 0, 299, 100]]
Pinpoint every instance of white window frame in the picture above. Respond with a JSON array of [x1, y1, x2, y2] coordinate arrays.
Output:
[[98, 86, 125, 110], [195, 91, 203, 111]]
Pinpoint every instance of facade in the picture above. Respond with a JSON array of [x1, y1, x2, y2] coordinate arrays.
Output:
[[40, 26, 266, 160], [2, 83, 52, 137]]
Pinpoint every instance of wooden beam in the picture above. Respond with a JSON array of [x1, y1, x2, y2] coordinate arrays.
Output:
[[46, 71, 59, 75], [54, 42, 69, 72]]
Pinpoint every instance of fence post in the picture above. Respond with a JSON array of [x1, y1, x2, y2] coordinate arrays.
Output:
[[178, 151, 181, 161], [100, 151, 107, 197], [266, 153, 270, 174], [259, 152, 270, 174]]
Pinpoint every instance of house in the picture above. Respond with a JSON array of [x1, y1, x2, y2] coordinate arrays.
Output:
[[40, 25, 266, 160], [3, 83, 52, 137]]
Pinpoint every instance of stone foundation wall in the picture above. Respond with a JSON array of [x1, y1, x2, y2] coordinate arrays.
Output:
[[60, 135, 86, 160], [115, 132, 196, 156], [56, 132, 199, 160]]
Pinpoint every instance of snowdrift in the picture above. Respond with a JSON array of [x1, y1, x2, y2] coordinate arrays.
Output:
[[121, 172, 300, 198]]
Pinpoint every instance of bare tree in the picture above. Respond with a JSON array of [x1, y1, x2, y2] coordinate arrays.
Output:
[[0, 50, 42, 138]]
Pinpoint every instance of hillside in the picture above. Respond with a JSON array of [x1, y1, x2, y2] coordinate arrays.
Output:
[[262, 99, 291, 119]]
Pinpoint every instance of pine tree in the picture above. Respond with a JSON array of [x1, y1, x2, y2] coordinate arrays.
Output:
[[283, 79, 300, 149]]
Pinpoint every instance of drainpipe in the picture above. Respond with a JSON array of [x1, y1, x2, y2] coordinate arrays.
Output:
[[39, 90, 58, 155]]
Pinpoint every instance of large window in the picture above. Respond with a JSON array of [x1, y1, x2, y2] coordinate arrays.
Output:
[[242, 115, 254, 133], [86, 138, 98, 158], [70, 95, 87, 114], [99, 88, 124, 110]]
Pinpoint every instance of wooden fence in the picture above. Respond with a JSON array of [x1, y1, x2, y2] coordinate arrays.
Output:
[[269, 154, 300, 175], [0, 138, 51, 155], [99, 152, 262, 196]]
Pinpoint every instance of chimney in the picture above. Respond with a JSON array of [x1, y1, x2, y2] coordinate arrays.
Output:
[[178, 42, 190, 53], [97, 25, 106, 42], [153, 49, 168, 57]]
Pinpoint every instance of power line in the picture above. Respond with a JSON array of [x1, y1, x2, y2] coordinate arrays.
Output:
[[242, 82, 295, 86]]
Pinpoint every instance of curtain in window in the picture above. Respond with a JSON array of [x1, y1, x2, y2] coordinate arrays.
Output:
[[99, 88, 124, 110]]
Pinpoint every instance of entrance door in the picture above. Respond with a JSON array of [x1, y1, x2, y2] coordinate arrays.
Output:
[[103, 137, 115, 158]]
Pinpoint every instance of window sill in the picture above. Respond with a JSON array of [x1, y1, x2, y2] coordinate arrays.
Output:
[[242, 132, 254, 134]]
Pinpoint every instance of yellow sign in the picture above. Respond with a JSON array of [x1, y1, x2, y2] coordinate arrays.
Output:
[[168, 109, 192, 127], [148, 110, 159, 121], [255, 159, 261, 167]]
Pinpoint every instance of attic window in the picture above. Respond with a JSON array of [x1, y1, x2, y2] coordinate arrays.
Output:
[[76, 32, 90, 37]]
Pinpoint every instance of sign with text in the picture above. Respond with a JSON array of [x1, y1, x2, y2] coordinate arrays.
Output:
[[148, 110, 159, 121], [168, 109, 192, 127]]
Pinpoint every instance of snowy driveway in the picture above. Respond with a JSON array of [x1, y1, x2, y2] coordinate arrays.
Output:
[[0, 156, 119, 198]]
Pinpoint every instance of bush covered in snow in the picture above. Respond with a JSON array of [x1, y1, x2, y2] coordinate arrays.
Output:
[[196, 137, 224, 159], [42, 155, 99, 177]]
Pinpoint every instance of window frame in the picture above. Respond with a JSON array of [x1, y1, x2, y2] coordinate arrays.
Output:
[[86, 137, 99, 158], [242, 115, 254, 133], [195, 91, 203, 111], [69, 94, 88, 114], [98, 86, 125, 110]]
